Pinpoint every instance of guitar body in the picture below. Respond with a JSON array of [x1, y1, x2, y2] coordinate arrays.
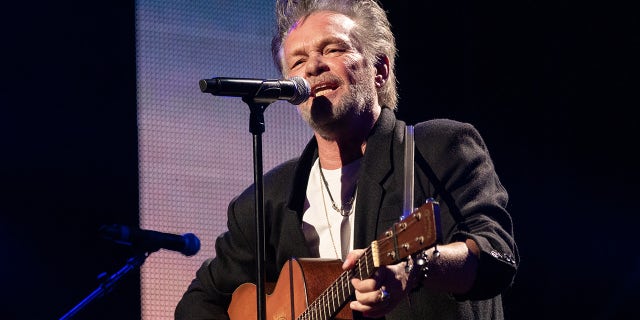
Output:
[[228, 258, 352, 320], [229, 201, 440, 320]]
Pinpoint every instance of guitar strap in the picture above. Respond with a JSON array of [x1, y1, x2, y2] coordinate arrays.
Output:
[[401, 124, 415, 221]]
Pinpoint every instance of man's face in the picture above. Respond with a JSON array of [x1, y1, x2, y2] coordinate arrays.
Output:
[[281, 11, 378, 139]]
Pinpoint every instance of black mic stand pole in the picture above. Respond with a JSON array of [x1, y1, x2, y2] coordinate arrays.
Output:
[[243, 97, 269, 320], [59, 250, 153, 320]]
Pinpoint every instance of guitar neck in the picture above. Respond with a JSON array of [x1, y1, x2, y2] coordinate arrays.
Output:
[[296, 201, 439, 320], [297, 248, 376, 320]]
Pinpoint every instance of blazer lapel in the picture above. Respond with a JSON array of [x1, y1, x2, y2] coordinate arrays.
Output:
[[353, 109, 403, 248]]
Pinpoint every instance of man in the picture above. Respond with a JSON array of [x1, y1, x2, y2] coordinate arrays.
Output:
[[175, 0, 518, 319]]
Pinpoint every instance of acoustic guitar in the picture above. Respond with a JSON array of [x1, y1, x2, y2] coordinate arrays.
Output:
[[228, 201, 440, 320]]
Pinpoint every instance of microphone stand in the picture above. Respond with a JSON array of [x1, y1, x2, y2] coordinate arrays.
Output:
[[243, 97, 269, 320], [59, 250, 152, 320]]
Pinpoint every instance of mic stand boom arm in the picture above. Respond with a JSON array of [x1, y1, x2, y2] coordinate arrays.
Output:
[[58, 251, 152, 320]]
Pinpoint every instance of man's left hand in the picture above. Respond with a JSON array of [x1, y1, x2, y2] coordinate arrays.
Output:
[[342, 249, 410, 318]]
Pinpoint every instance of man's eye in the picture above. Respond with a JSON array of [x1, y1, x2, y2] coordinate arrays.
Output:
[[324, 47, 345, 55], [291, 59, 304, 69]]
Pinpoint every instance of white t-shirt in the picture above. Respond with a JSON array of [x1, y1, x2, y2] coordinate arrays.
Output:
[[302, 158, 360, 260]]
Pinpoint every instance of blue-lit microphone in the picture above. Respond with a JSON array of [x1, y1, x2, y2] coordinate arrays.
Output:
[[99, 224, 200, 256]]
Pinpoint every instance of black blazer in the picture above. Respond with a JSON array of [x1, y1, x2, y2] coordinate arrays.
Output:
[[175, 108, 519, 319]]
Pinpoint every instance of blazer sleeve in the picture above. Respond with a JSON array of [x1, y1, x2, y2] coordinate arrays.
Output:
[[414, 119, 519, 300], [174, 190, 258, 320]]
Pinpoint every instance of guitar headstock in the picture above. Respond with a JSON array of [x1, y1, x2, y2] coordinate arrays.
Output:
[[371, 200, 440, 267]]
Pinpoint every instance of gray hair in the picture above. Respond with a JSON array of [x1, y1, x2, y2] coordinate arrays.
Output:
[[271, 0, 398, 109]]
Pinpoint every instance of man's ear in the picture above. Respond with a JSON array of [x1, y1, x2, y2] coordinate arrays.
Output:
[[374, 55, 390, 88]]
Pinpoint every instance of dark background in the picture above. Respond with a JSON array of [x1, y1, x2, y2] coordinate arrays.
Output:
[[1, 1, 637, 319]]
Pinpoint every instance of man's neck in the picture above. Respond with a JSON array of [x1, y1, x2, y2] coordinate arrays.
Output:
[[316, 136, 366, 170], [315, 103, 382, 169]]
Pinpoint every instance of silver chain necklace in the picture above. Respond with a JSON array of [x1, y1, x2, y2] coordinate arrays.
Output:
[[319, 177, 342, 259], [318, 160, 357, 217]]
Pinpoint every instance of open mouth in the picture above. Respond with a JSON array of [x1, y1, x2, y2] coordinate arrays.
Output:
[[311, 82, 339, 98]]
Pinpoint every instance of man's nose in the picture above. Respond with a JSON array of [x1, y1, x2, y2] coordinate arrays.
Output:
[[305, 53, 329, 76]]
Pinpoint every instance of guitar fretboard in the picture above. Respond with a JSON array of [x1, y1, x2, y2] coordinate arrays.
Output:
[[297, 247, 376, 320]]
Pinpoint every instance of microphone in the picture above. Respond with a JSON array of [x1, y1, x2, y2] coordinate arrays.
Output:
[[99, 224, 201, 256], [199, 76, 310, 105]]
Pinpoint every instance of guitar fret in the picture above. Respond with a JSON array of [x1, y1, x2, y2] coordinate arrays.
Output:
[[357, 254, 363, 279], [321, 293, 326, 319], [330, 283, 337, 313], [341, 271, 349, 301], [326, 286, 332, 317], [363, 249, 370, 278], [320, 291, 325, 317]]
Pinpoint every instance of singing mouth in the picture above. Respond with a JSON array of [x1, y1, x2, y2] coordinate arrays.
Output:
[[311, 82, 339, 98]]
